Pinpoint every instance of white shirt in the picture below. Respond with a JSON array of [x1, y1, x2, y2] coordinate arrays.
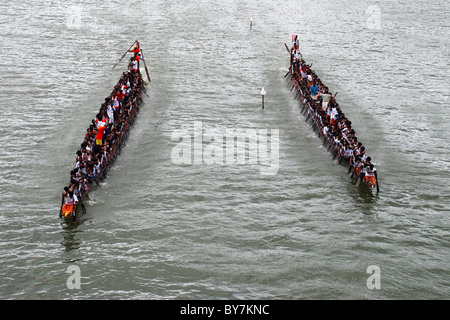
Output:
[[64, 194, 78, 205]]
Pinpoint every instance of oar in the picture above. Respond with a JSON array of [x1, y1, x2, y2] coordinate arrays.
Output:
[[139, 49, 151, 83], [284, 43, 291, 54], [375, 171, 380, 193], [72, 203, 77, 223], [80, 200, 87, 214], [59, 195, 64, 218], [113, 40, 138, 69]]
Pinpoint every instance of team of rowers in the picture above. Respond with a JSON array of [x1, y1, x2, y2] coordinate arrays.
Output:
[[289, 35, 379, 191], [60, 43, 146, 221]]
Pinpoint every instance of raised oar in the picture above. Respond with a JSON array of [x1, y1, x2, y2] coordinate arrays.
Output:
[[139, 49, 151, 83], [112, 40, 137, 69], [284, 43, 291, 54]]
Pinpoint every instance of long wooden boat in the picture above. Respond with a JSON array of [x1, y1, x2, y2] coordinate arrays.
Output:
[[286, 35, 379, 192], [60, 41, 150, 222]]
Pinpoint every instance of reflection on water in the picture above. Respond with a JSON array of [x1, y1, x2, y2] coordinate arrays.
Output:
[[60, 216, 86, 252]]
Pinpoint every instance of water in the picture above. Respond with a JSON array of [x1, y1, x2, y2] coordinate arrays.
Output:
[[0, 0, 449, 300]]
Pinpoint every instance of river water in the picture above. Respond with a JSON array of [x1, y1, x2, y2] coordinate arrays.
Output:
[[0, 0, 448, 300]]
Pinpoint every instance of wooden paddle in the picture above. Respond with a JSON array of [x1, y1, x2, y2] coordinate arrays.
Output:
[[375, 171, 380, 193], [139, 49, 151, 83], [59, 194, 64, 218], [284, 43, 291, 54], [80, 200, 86, 213], [72, 203, 77, 223], [112, 40, 138, 69]]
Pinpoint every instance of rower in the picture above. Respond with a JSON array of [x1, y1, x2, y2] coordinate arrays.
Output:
[[95, 113, 107, 129], [107, 103, 114, 129], [320, 87, 331, 111], [129, 41, 140, 57], [340, 143, 353, 164], [300, 60, 308, 80], [330, 107, 338, 127], [116, 88, 126, 104], [95, 121, 107, 154], [112, 94, 120, 117], [309, 80, 319, 100], [61, 189, 79, 221], [291, 35, 299, 50], [364, 164, 377, 188], [358, 146, 367, 162], [130, 56, 139, 73]]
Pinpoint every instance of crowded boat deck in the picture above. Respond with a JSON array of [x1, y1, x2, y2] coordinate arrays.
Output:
[[60, 41, 149, 222], [286, 35, 379, 192]]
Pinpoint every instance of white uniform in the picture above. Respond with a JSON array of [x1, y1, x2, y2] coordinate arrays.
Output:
[[64, 194, 78, 205], [107, 105, 114, 125]]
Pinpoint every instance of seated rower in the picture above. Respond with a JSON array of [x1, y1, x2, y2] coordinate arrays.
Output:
[[61, 189, 79, 221], [306, 71, 313, 88], [300, 61, 308, 80], [320, 87, 331, 111], [363, 164, 377, 188], [309, 81, 320, 100], [340, 143, 353, 164]]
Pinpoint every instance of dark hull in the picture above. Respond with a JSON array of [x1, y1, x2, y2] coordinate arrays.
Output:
[[60, 60, 148, 222], [286, 38, 378, 192]]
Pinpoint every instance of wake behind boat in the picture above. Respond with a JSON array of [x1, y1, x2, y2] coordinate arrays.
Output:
[[60, 41, 150, 223], [286, 35, 380, 192]]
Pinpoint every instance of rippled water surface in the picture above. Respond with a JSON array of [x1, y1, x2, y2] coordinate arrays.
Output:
[[0, 0, 449, 299]]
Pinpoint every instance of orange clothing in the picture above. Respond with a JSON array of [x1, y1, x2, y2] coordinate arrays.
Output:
[[365, 176, 376, 188], [96, 125, 106, 143], [62, 204, 74, 217], [130, 42, 140, 54]]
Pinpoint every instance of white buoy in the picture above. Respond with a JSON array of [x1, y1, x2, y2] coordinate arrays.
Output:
[[261, 87, 266, 109]]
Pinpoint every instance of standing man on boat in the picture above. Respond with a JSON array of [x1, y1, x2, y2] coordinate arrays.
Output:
[[107, 103, 114, 130], [95, 121, 107, 154], [130, 55, 139, 73], [129, 41, 140, 57]]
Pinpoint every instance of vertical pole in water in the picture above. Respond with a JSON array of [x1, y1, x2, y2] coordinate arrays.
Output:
[[261, 87, 266, 109], [250, 18, 252, 29]]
